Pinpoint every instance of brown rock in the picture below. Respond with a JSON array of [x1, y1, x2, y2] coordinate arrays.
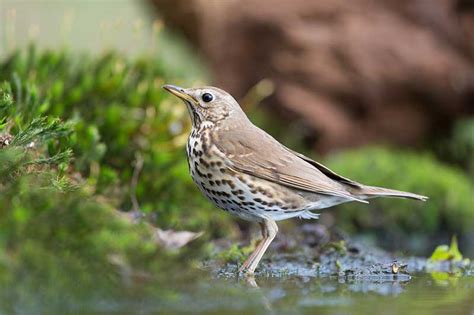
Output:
[[151, 0, 474, 152]]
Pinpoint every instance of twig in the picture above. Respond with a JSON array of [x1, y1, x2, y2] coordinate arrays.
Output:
[[130, 152, 144, 213]]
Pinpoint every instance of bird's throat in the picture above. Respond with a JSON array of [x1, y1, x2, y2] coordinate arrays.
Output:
[[185, 101, 202, 129]]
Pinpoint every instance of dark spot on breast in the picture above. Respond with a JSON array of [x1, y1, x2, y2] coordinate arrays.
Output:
[[237, 195, 245, 200], [215, 180, 221, 186], [207, 173, 213, 179], [199, 158, 209, 168], [219, 168, 226, 173], [209, 180, 215, 186], [196, 168, 205, 177]]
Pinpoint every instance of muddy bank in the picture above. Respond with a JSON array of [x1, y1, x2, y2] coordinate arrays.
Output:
[[213, 224, 472, 287]]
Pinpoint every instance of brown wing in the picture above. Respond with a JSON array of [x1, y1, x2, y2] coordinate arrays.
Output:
[[286, 149, 362, 188], [214, 125, 366, 202]]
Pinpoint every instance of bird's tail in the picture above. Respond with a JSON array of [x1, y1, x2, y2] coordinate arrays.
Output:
[[354, 185, 428, 201]]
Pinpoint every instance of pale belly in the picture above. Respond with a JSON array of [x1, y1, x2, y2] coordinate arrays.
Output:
[[187, 141, 316, 221]]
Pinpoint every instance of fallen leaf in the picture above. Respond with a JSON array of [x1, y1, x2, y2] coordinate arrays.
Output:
[[156, 229, 203, 250], [114, 210, 203, 250]]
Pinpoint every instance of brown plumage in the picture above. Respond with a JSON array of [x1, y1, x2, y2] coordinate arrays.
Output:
[[163, 84, 427, 274]]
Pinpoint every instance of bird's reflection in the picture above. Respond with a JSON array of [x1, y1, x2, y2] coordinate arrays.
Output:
[[242, 274, 273, 312]]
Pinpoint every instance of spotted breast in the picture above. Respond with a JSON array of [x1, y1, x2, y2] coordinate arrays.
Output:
[[186, 121, 316, 222]]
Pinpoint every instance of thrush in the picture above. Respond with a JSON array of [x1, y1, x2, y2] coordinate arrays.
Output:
[[163, 84, 427, 274]]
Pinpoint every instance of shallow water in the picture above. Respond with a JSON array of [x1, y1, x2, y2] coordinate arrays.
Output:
[[3, 255, 473, 315], [7, 272, 473, 315]]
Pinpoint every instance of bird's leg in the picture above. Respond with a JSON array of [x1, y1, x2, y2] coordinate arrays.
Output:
[[240, 219, 278, 274], [246, 219, 278, 274], [239, 222, 267, 272]]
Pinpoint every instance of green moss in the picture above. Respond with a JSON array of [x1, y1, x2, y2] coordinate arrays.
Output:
[[0, 46, 219, 299], [216, 242, 257, 264], [0, 46, 232, 234], [0, 83, 181, 279]]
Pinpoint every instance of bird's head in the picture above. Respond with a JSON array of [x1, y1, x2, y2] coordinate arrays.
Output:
[[163, 85, 246, 128]]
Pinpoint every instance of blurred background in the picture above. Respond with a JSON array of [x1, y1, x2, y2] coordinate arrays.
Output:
[[0, 1, 473, 313]]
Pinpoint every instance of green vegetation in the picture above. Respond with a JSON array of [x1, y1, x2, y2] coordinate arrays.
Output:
[[0, 46, 231, 236], [0, 77, 208, 293], [429, 236, 465, 263]]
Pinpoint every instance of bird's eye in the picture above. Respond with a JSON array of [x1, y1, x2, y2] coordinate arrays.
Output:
[[202, 93, 214, 103]]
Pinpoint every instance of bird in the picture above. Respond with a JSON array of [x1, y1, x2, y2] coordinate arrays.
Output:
[[162, 84, 428, 274]]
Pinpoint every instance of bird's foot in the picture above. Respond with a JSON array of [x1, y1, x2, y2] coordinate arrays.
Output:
[[238, 264, 254, 275]]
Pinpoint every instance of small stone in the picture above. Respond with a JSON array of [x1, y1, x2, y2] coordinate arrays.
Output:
[[392, 262, 399, 274]]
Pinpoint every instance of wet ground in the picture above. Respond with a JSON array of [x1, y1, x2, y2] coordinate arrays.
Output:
[[3, 240, 472, 315]]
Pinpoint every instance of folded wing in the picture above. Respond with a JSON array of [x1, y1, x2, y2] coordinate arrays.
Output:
[[214, 125, 367, 203]]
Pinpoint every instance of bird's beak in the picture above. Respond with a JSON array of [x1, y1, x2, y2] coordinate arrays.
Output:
[[162, 84, 198, 104]]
